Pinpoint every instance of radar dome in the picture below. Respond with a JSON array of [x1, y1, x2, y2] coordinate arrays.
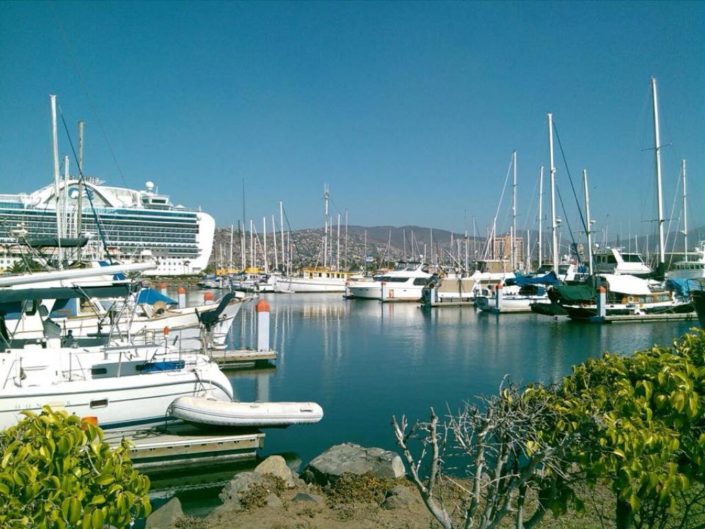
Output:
[[145, 181, 155, 191]]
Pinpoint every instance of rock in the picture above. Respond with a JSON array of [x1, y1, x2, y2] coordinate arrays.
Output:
[[254, 455, 296, 487], [304, 443, 405, 485], [265, 493, 284, 508], [382, 485, 419, 510], [146, 497, 183, 529], [292, 492, 324, 504], [218, 471, 269, 507]]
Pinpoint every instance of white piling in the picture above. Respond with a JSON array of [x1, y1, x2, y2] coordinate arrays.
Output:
[[160, 283, 168, 297], [495, 283, 503, 310], [256, 298, 271, 352], [178, 286, 186, 309], [204, 291, 215, 305], [597, 286, 607, 319]]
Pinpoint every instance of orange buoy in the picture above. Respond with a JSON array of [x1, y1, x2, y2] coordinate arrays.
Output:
[[256, 298, 270, 313]]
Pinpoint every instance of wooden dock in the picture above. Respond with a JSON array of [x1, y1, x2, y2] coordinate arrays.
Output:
[[421, 300, 476, 308], [210, 348, 278, 369], [105, 423, 265, 471], [591, 312, 698, 324]]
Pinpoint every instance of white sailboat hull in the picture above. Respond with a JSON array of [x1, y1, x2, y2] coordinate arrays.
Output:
[[0, 346, 233, 430]]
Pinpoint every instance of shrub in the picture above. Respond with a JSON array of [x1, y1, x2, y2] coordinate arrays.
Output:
[[0, 406, 151, 529]]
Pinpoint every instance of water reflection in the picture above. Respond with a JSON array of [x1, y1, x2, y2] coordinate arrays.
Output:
[[222, 293, 695, 468]]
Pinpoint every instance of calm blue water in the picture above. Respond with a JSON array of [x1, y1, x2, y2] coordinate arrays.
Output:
[[227, 293, 694, 467]]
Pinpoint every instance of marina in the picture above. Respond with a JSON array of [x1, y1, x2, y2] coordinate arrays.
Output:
[[2, 3, 705, 526]]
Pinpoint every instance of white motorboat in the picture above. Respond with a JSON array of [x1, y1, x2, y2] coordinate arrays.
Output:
[[475, 271, 558, 314], [0, 343, 233, 430], [345, 274, 383, 300], [593, 248, 653, 277], [169, 396, 324, 427], [666, 242, 705, 281], [347, 262, 431, 302], [475, 284, 549, 314]]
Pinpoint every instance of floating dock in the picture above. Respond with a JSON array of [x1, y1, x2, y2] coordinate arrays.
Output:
[[421, 300, 475, 308], [210, 348, 278, 369], [105, 423, 265, 471], [589, 312, 698, 324]]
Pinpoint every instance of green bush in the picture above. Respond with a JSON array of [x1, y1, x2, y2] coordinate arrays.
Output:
[[0, 406, 151, 529]]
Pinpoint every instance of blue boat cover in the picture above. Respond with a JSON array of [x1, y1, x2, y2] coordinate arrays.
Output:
[[513, 271, 560, 287], [136, 288, 177, 305], [666, 278, 697, 297]]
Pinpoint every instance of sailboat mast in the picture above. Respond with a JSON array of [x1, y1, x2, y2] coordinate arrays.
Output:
[[336, 213, 341, 271], [344, 209, 348, 271], [651, 77, 666, 265], [250, 219, 254, 270], [76, 121, 85, 238], [263, 217, 268, 273], [538, 166, 544, 268], [323, 185, 329, 269], [548, 113, 559, 274], [50, 95, 66, 267], [682, 159, 688, 261], [272, 215, 279, 272], [279, 201, 285, 272], [512, 150, 517, 270], [582, 169, 594, 275]]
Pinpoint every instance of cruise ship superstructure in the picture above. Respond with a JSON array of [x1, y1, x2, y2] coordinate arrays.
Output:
[[0, 178, 214, 276]]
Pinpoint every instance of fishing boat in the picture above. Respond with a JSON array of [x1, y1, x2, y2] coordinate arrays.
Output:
[[168, 396, 324, 427]]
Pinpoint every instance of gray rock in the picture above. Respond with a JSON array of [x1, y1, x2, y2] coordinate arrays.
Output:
[[382, 485, 419, 510], [292, 492, 324, 504], [146, 497, 183, 529], [218, 471, 269, 507], [254, 455, 296, 488], [265, 493, 284, 508], [304, 443, 405, 485]]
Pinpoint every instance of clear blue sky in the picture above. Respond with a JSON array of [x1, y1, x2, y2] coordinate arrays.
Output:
[[1, 1, 703, 241]]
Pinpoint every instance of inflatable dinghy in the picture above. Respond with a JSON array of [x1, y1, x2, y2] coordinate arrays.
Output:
[[168, 396, 324, 427]]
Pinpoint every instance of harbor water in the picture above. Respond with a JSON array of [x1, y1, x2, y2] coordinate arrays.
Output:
[[226, 293, 694, 466]]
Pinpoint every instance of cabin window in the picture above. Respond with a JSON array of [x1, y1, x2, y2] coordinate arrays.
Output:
[[90, 399, 108, 409], [413, 278, 429, 286], [91, 368, 108, 376]]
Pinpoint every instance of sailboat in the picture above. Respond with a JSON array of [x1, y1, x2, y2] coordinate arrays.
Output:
[[278, 186, 354, 293]]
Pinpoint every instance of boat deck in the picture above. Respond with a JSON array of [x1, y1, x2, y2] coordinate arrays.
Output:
[[105, 422, 265, 470]]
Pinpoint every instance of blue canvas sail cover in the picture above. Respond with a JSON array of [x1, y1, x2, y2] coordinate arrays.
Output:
[[136, 288, 177, 305], [665, 278, 695, 298], [513, 271, 560, 287]]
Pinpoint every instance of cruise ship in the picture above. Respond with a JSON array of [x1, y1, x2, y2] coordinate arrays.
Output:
[[0, 178, 214, 276]]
